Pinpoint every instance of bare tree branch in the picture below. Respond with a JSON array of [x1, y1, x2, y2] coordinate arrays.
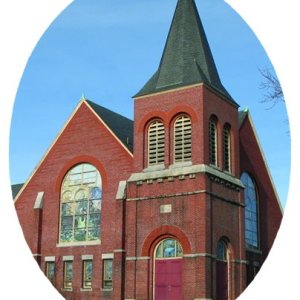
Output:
[[259, 67, 289, 135], [259, 67, 284, 109]]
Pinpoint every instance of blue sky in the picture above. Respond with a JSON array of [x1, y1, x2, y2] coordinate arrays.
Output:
[[9, 0, 290, 207]]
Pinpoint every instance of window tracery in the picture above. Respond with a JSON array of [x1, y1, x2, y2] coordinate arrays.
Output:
[[155, 238, 183, 259], [59, 163, 102, 243]]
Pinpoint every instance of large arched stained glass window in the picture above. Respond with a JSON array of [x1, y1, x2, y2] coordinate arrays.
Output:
[[59, 163, 102, 243], [241, 172, 259, 249]]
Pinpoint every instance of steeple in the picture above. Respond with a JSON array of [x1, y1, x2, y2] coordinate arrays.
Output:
[[135, 0, 237, 105]]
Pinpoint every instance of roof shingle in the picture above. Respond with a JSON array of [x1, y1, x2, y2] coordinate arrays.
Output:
[[135, 0, 238, 106], [11, 183, 23, 199], [86, 100, 134, 153]]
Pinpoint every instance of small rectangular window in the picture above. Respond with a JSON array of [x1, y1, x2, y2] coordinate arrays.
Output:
[[103, 259, 113, 289], [45, 262, 55, 284], [63, 261, 73, 289], [83, 260, 93, 289]]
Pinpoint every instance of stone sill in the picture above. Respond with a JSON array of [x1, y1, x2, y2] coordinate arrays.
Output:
[[57, 240, 101, 247], [101, 288, 113, 292], [80, 288, 92, 292], [61, 288, 72, 292]]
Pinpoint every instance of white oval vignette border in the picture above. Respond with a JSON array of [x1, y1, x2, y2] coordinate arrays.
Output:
[[226, 1, 299, 299], [0, 1, 72, 299], [1, 0, 299, 299]]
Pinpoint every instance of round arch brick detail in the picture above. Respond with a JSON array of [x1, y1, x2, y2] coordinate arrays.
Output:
[[137, 110, 168, 133], [55, 155, 108, 192], [141, 225, 192, 257], [167, 104, 198, 127]]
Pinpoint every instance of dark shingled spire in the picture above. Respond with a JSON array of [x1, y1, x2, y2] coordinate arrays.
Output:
[[135, 0, 237, 106]]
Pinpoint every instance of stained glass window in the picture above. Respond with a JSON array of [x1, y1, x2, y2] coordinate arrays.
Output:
[[148, 120, 165, 166], [83, 260, 93, 289], [59, 163, 102, 243], [155, 239, 183, 259], [103, 259, 113, 289], [216, 240, 228, 261], [63, 261, 73, 289], [174, 115, 192, 163], [241, 172, 259, 249], [45, 262, 55, 284]]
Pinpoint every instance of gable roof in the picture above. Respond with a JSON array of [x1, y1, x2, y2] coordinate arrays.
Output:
[[135, 0, 237, 106], [85, 100, 133, 153], [14, 99, 133, 202], [11, 183, 24, 199], [238, 108, 249, 127]]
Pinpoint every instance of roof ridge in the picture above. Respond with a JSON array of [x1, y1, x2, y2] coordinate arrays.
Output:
[[85, 99, 133, 122]]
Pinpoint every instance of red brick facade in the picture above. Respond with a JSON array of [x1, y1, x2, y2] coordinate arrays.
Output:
[[14, 83, 282, 299]]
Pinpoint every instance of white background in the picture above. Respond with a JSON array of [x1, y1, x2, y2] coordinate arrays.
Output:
[[0, 0, 299, 299]]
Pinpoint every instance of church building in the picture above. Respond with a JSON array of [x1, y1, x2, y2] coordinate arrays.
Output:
[[13, 0, 282, 299]]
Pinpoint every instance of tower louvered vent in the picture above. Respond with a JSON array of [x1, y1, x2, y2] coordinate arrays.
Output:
[[148, 121, 165, 166], [209, 117, 217, 166], [174, 115, 192, 162]]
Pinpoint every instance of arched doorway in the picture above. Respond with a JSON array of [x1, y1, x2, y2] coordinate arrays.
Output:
[[216, 239, 229, 300], [154, 238, 183, 300]]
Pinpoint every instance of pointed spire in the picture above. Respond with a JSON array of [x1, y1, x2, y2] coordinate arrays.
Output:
[[135, 0, 237, 105]]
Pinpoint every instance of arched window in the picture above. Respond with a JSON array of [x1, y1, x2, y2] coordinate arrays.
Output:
[[216, 239, 229, 300], [216, 239, 228, 261], [148, 120, 165, 166], [174, 115, 192, 163], [241, 172, 259, 249], [209, 116, 218, 166], [155, 238, 183, 258], [223, 124, 231, 172], [59, 163, 102, 243]]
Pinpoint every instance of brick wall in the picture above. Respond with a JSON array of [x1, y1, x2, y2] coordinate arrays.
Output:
[[14, 88, 282, 300], [15, 101, 133, 299]]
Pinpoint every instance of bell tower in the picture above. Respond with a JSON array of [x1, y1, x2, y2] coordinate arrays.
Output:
[[124, 0, 246, 299]]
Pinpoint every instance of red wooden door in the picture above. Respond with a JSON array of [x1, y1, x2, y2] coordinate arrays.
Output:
[[216, 260, 228, 300], [155, 259, 182, 300]]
